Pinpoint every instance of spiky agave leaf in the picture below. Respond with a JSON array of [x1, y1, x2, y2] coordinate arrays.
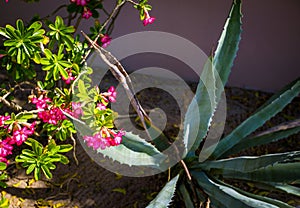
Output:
[[146, 175, 179, 208], [209, 78, 300, 159], [183, 0, 242, 157]]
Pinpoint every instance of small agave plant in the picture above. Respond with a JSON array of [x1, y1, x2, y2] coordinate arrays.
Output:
[[81, 0, 300, 207]]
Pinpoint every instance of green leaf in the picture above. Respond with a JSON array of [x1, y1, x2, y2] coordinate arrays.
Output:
[[97, 143, 166, 169], [16, 19, 24, 35], [213, 0, 242, 90], [210, 78, 300, 159], [78, 79, 88, 97], [41, 165, 52, 179], [122, 131, 163, 156], [34, 166, 41, 180], [192, 171, 281, 208], [58, 155, 69, 164], [178, 182, 195, 208], [221, 162, 300, 183], [0, 27, 9, 38], [184, 0, 242, 158], [26, 164, 36, 174], [195, 151, 300, 173], [214, 178, 294, 208], [146, 175, 179, 208], [32, 140, 43, 156], [221, 126, 300, 157], [15, 111, 35, 120], [0, 180, 7, 189], [0, 163, 6, 171], [264, 183, 300, 197], [58, 64, 68, 79], [58, 144, 73, 153], [183, 58, 216, 156], [112, 188, 126, 195], [55, 16, 63, 29]]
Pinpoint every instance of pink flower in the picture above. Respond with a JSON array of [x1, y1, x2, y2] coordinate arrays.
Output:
[[109, 130, 125, 146], [71, 0, 89, 6], [96, 103, 107, 110], [31, 96, 52, 109], [143, 16, 155, 26], [83, 133, 110, 150], [143, 10, 155, 26], [27, 122, 36, 135], [82, 7, 92, 19], [72, 102, 83, 118], [0, 115, 10, 127], [0, 139, 13, 157], [38, 107, 66, 125], [12, 126, 34, 146], [101, 35, 112, 48], [107, 86, 117, 103], [62, 71, 75, 84], [83, 128, 125, 150]]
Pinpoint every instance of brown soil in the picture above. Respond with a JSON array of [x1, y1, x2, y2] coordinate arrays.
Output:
[[1, 73, 300, 208]]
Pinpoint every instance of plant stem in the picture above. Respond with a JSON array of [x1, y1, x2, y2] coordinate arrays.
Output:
[[0, 91, 22, 111], [70, 134, 79, 166], [180, 160, 192, 181]]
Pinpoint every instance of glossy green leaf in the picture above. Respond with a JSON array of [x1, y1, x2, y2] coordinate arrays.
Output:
[[32, 140, 43, 156], [26, 164, 36, 174], [58, 144, 73, 153], [0, 163, 6, 171], [34, 166, 40, 180], [41, 165, 52, 179]]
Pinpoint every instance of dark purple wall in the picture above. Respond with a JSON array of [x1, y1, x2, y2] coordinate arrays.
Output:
[[1, 0, 299, 92]]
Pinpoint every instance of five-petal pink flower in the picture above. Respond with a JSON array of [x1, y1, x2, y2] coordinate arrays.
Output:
[[82, 7, 92, 19], [101, 35, 112, 48]]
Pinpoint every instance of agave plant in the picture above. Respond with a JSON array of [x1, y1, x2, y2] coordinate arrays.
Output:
[[81, 0, 300, 207]]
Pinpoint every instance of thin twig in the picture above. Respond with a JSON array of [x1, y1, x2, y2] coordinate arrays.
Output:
[[81, 0, 126, 63], [81, 31, 152, 140], [0, 92, 23, 111], [70, 134, 79, 166]]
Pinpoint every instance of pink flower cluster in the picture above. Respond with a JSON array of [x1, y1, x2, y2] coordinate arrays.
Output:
[[70, 0, 92, 19], [70, 0, 89, 6], [0, 115, 35, 164], [31, 95, 66, 125], [83, 128, 125, 150], [101, 86, 117, 103], [72, 102, 83, 118]]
